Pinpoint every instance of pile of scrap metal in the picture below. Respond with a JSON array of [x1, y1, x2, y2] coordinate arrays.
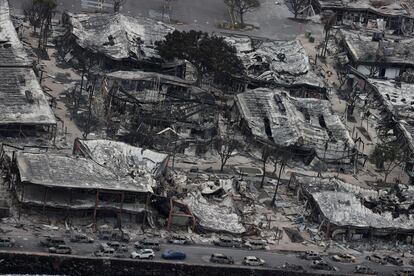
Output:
[[233, 88, 355, 165], [57, 11, 182, 72], [292, 173, 414, 240], [224, 34, 325, 92]]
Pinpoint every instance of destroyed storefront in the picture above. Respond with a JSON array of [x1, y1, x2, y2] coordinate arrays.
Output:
[[90, 70, 218, 153], [350, 75, 414, 182], [292, 174, 414, 241], [340, 29, 414, 79], [58, 12, 183, 74], [7, 150, 156, 225], [312, 0, 414, 35], [224, 35, 326, 98], [233, 88, 355, 165], [0, 0, 56, 139]]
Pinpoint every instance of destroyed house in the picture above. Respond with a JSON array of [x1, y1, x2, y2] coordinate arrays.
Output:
[[58, 12, 182, 73], [224, 35, 326, 98], [352, 76, 414, 182], [0, 0, 56, 136], [8, 150, 156, 223], [94, 70, 217, 150], [73, 138, 169, 179], [341, 29, 414, 79], [234, 88, 354, 164], [312, 0, 414, 35], [292, 174, 414, 240]]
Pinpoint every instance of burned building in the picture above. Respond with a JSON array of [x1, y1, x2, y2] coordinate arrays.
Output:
[[91, 70, 217, 153], [233, 88, 355, 164], [0, 0, 56, 138], [58, 12, 182, 73], [292, 173, 414, 241], [224, 34, 326, 98], [312, 0, 414, 35], [350, 75, 414, 181], [4, 140, 168, 224], [340, 29, 414, 79]]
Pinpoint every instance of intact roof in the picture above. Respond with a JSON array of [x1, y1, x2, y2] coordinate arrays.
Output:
[[295, 174, 414, 230], [0, 68, 56, 125], [66, 12, 174, 61], [341, 29, 414, 65], [225, 36, 325, 88], [76, 139, 168, 177], [16, 152, 154, 193], [0, 0, 31, 67], [235, 88, 354, 161], [316, 0, 411, 17]]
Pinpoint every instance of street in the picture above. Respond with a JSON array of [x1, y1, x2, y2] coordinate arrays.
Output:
[[9, 0, 322, 40], [1, 231, 411, 276]]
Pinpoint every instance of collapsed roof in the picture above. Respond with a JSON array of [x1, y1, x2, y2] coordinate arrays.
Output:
[[75, 139, 169, 178], [295, 174, 414, 231], [64, 12, 175, 61], [235, 88, 354, 162], [224, 35, 325, 88], [16, 151, 155, 193], [366, 78, 414, 151], [341, 29, 414, 66], [315, 0, 412, 17], [182, 190, 246, 234]]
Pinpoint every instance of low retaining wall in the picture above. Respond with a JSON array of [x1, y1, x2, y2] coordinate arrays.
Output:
[[0, 251, 336, 276]]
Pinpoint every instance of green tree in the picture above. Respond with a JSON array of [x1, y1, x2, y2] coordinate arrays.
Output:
[[370, 142, 409, 183], [156, 30, 244, 85]]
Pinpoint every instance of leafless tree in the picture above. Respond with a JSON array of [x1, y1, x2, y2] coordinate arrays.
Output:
[[113, 0, 126, 13], [271, 150, 290, 207], [214, 133, 241, 172], [286, 0, 309, 19], [224, 0, 237, 28], [320, 10, 336, 57], [260, 145, 273, 188], [234, 0, 260, 27]]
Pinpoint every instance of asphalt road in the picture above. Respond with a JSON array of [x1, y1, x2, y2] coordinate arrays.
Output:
[[4, 233, 412, 276], [10, 0, 322, 40]]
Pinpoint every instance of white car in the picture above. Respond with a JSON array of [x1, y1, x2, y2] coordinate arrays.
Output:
[[243, 256, 265, 266], [131, 249, 155, 259]]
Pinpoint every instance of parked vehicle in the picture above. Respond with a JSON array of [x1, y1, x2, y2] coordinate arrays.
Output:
[[98, 228, 129, 242], [331, 253, 356, 263], [70, 233, 94, 243], [210, 253, 234, 264], [242, 256, 265, 266], [393, 269, 414, 276], [167, 234, 191, 245], [386, 255, 404, 266], [299, 251, 322, 261], [213, 236, 241, 248], [131, 249, 155, 260], [49, 245, 72, 254], [134, 239, 161, 251], [243, 239, 267, 250], [279, 262, 304, 272], [0, 237, 15, 247], [161, 250, 186, 260], [354, 265, 377, 275], [40, 236, 65, 247], [310, 260, 337, 271], [94, 245, 115, 257], [366, 254, 387, 265]]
